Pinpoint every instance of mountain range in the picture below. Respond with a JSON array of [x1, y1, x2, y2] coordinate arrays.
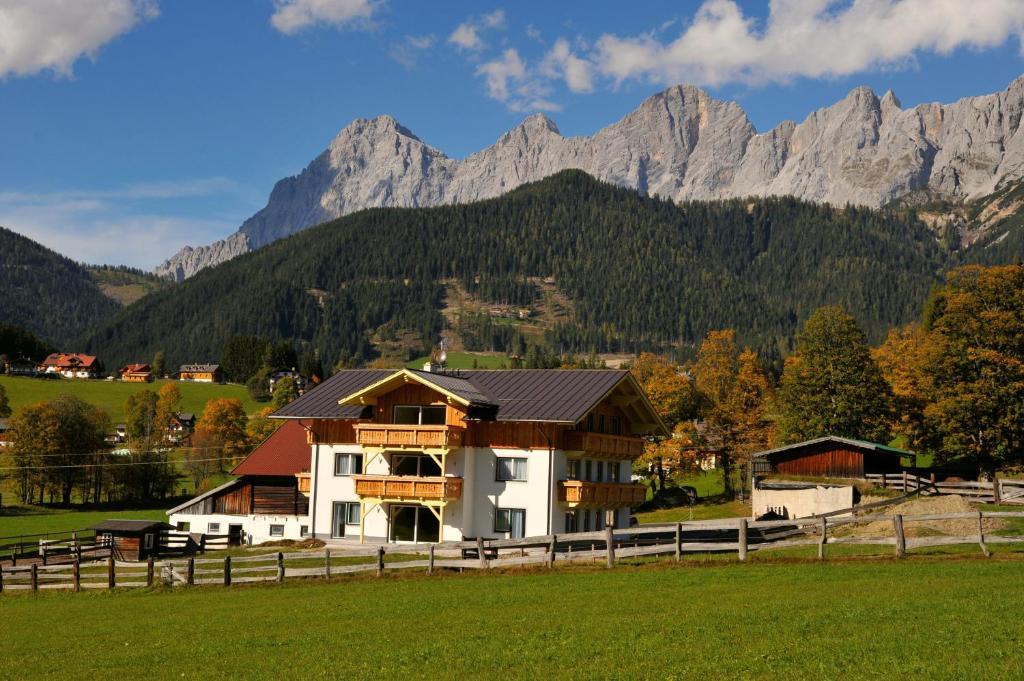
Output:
[[157, 75, 1024, 280]]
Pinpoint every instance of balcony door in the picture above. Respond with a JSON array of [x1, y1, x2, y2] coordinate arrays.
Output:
[[389, 504, 440, 543], [391, 453, 442, 477]]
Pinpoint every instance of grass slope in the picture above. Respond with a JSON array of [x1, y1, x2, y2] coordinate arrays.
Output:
[[405, 351, 509, 369], [0, 376, 262, 421], [0, 506, 168, 540], [3, 560, 1024, 679]]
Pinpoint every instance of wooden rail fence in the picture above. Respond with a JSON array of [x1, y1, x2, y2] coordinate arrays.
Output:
[[864, 473, 1024, 504], [5, 510, 1023, 594]]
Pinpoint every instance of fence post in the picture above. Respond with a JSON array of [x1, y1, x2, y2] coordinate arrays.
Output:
[[605, 526, 615, 568], [476, 537, 487, 569], [978, 510, 990, 557], [548, 534, 557, 568], [993, 475, 1001, 504], [31, 563, 38, 592], [276, 552, 285, 583], [376, 546, 385, 577], [41, 542, 47, 566], [107, 555, 115, 589], [675, 523, 682, 562], [223, 555, 231, 587], [818, 516, 827, 560], [902, 471, 908, 491], [738, 519, 748, 562], [0, 564, 4, 593], [147, 557, 155, 587], [427, 545, 434, 575], [186, 557, 195, 586], [324, 549, 331, 580], [893, 514, 906, 558]]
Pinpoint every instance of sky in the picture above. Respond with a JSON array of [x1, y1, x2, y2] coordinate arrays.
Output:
[[2, 0, 1024, 269]]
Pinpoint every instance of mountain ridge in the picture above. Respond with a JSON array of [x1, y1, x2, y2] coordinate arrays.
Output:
[[157, 76, 1024, 280]]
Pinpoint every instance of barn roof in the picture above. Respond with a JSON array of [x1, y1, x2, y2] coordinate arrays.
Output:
[[273, 368, 668, 435], [92, 520, 173, 532], [752, 436, 912, 460], [165, 478, 242, 516], [231, 419, 310, 476]]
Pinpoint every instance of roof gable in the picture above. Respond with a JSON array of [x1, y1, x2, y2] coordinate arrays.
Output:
[[231, 420, 311, 476], [753, 436, 912, 460]]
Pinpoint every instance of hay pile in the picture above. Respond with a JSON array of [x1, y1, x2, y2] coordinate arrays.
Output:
[[840, 495, 1003, 538]]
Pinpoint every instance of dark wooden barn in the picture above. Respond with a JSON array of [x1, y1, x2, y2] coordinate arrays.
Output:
[[751, 436, 912, 479], [92, 520, 173, 561]]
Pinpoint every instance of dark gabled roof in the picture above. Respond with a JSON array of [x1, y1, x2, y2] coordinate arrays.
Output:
[[752, 436, 913, 460], [272, 368, 665, 433], [178, 364, 220, 373], [460, 369, 629, 423], [92, 519, 173, 532], [272, 369, 392, 419], [231, 420, 310, 476]]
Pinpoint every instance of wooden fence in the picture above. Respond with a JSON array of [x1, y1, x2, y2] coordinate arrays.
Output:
[[5, 510, 1024, 593], [864, 473, 1024, 504]]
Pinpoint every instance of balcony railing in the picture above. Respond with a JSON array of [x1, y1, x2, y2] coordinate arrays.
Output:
[[354, 424, 464, 449], [559, 480, 647, 507], [352, 475, 463, 501], [561, 431, 644, 459]]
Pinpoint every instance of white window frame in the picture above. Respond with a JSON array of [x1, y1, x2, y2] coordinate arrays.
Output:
[[346, 502, 360, 525], [496, 457, 527, 482], [334, 452, 363, 476], [269, 524, 285, 538], [144, 533, 155, 550], [207, 522, 221, 534], [300, 525, 309, 538]]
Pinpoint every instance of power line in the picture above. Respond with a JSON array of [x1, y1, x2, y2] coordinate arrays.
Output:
[[0, 456, 238, 472], [3, 444, 244, 459]]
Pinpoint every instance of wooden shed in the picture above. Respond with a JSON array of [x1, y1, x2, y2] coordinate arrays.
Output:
[[92, 520, 173, 561], [751, 436, 912, 480]]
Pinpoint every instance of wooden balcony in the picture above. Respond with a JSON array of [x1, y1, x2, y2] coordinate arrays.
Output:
[[354, 424, 464, 449], [295, 471, 310, 496], [352, 475, 463, 501], [559, 480, 647, 507], [561, 431, 644, 459]]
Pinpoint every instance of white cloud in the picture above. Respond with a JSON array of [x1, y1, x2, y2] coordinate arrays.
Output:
[[0, 179, 241, 268], [540, 38, 595, 93], [476, 48, 560, 112], [593, 0, 1024, 87], [0, 0, 157, 79], [448, 8, 505, 51], [390, 33, 435, 69], [270, 0, 380, 35]]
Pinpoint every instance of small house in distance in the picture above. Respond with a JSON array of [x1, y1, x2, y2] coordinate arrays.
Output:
[[167, 412, 196, 445], [176, 364, 223, 383], [38, 353, 101, 379], [92, 520, 173, 561], [751, 436, 911, 479], [119, 363, 153, 382], [0, 418, 10, 448], [4, 356, 38, 376]]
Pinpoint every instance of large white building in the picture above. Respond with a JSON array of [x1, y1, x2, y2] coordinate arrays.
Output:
[[169, 367, 666, 545]]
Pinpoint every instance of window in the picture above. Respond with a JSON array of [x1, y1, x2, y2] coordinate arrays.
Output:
[[565, 511, 578, 533], [610, 416, 622, 435], [595, 510, 605, 531], [300, 525, 309, 538], [269, 524, 284, 538], [494, 508, 526, 538], [392, 453, 441, 477], [144, 533, 155, 550], [598, 414, 606, 433], [393, 405, 446, 425], [582, 509, 591, 532], [566, 459, 580, 480], [333, 502, 360, 538], [176, 521, 190, 532], [596, 461, 605, 482], [610, 462, 620, 483], [334, 453, 363, 476], [207, 522, 221, 534], [586, 413, 595, 431], [496, 457, 527, 481]]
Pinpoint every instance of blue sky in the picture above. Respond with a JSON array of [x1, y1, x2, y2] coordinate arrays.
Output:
[[2, 0, 1024, 268]]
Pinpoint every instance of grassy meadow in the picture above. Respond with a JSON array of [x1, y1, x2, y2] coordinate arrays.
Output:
[[3, 558, 1024, 680], [405, 351, 510, 369], [0, 505, 170, 540], [0, 376, 262, 420]]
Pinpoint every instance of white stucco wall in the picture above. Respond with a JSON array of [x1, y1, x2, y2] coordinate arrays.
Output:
[[167, 512, 309, 545], [752, 484, 854, 519]]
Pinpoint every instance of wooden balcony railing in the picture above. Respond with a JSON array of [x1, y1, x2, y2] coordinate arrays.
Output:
[[559, 480, 647, 507], [352, 475, 464, 501], [295, 471, 311, 496], [561, 431, 644, 459], [354, 424, 464, 449]]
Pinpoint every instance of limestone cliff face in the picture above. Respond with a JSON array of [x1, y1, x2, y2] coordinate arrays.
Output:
[[156, 76, 1024, 280]]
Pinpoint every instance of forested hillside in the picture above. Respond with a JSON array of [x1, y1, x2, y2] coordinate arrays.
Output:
[[80, 171, 953, 369], [0, 226, 121, 346]]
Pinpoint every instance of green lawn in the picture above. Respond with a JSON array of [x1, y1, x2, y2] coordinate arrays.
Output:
[[405, 351, 509, 369], [0, 505, 170, 541], [4, 559, 1024, 679], [0, 376, 263, 420]]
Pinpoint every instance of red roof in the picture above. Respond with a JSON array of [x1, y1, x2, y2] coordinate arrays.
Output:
[[41, 353, 98, 369], [120, 363, 151, 374], [231, 420, 310, 476]]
